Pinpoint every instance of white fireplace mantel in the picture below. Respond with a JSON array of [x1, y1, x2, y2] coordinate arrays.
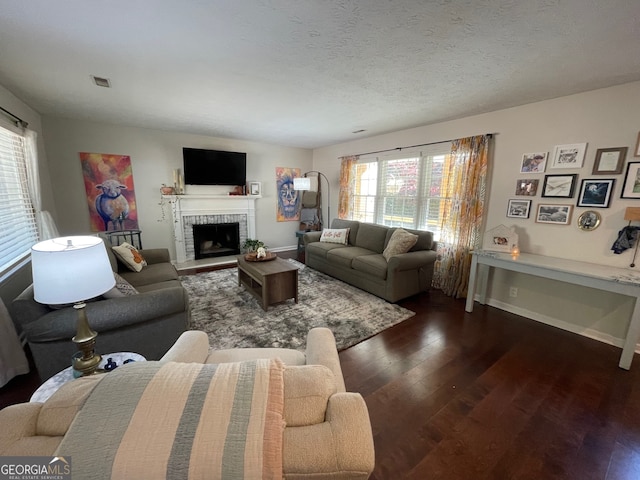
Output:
[[165, 194, 259, 263]]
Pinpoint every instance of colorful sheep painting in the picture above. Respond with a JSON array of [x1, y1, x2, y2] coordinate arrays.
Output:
[[79, 152, 139, 232]]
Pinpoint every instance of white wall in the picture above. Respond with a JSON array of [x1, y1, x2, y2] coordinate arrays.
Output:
[[313, 81, 640, 349], [41, 117, 313, 258], [0, 84, 56, 305]]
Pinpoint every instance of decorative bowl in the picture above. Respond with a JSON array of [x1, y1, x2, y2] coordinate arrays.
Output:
[[245, 252, 277, 262]]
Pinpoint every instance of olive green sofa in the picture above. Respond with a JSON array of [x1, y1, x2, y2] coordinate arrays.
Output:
[[303, 219, 438, 302]]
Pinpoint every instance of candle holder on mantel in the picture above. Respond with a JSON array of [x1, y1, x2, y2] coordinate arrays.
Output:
[[171, 181, 185, 195], [172, 169, 185, 195]]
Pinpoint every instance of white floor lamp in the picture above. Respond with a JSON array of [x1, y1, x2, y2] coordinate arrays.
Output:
[[294, 171, 331, 229]]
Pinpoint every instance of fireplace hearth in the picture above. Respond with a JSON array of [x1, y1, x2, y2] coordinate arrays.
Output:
[[193, 223, 240, 259]]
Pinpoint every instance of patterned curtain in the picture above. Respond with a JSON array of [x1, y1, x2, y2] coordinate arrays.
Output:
[[338, 155, 358, 218], [433, 135, 490, 298]]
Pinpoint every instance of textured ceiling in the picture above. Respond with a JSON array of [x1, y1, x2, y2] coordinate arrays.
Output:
[[1, 0, 639, 149]]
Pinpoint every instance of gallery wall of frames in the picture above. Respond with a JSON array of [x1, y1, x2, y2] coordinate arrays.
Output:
[[505, 134, 640, 232]]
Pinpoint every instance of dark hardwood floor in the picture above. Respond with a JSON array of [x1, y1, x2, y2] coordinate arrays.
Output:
[[343, 290, 640, 480], [2, 250, 639, 479]]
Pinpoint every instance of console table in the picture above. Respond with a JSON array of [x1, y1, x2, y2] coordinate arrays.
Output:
[[466, 250, 640, 370]]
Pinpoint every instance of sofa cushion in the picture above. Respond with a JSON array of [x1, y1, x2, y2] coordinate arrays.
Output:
[[306, 241, 347, 259], [112, 242, 147, 272], [119, 262, 179, 288], [383, 228, 419, 260], [103, 272, 139, 298], [385, 227, 434, 252], [320, 228, 350, 245], [351, 254, 388, 279], [135, 279, 184, 293], [326, 247, 376, 268], [355, 223, 389, 253], [205, 348, 306, 366], [105, 244, 119, 272], [331, 219, 360, 245], [409, 229, 434, 251]]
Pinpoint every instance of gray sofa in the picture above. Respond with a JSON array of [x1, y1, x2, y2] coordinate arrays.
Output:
[[303, 219, 438, 302], [11, 239, 190, 380]]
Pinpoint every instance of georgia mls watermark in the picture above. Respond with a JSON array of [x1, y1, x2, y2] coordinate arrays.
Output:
[[0, 457, 71, 480]]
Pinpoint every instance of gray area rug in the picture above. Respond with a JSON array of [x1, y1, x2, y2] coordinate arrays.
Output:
[[180, 259, 415, 351]]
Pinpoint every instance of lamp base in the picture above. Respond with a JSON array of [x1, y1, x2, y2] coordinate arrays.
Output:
[[72, 350, 102, 376], [72, 302, 101, 376]]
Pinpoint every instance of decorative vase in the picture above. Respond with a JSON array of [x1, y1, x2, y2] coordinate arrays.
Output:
[[104, 358, 118, 371]]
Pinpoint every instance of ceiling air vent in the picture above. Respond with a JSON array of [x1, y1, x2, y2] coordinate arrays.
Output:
[[91, 75, 111, 88]]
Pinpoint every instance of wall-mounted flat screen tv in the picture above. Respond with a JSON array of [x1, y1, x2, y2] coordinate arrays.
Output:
[[183, 147, 247, 186]]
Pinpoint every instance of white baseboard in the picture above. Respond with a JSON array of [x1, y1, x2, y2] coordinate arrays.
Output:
[[485, 297, 640, 354]]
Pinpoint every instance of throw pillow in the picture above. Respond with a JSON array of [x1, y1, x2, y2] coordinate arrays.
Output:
[[319, 228, 350, 245], [112, 242, 147, 272], [103, 272, 139, 298], [383, 228, 419, 261]]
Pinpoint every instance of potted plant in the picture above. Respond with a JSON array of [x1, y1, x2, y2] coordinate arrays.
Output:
[[242, 238, 266, 253]]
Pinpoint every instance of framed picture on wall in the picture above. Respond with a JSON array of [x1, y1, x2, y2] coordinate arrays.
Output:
[[592, 147, 627, 174], [535, 204, 573, 224], [541, 174, 577, 198], [550, 143, 587, 169], [635, 132, 640, 157], [515, 179, 539, 196], [506, 199, 532, 219], [248, 181, 261, 196], [520, 152, 547, 173], [577, 179, 614, 207], [621, 161, 640, 198]]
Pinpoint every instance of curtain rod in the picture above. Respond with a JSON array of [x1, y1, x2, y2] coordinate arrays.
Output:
[[354, 133, 493, 157], [0, 106, 28, 128]]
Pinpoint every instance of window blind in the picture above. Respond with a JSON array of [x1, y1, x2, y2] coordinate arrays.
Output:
[[349, 143, 451, 238], [0, 125, 38, 275]]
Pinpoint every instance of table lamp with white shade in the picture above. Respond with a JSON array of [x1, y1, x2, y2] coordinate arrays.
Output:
[[31, 236, 115, 376]]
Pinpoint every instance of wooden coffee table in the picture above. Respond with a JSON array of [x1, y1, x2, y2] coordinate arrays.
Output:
[[237, 255, 299, 310]]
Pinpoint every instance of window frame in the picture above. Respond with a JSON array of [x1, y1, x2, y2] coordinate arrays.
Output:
[[347, 144, 452, 240], [0, 121, 39, 281]]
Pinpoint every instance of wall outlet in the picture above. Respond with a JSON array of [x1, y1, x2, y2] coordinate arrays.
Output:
[[509, 287, 518, 298]]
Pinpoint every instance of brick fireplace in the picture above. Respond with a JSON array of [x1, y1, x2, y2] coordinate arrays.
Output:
[[192, 222, 241, 259], [167, 194, 258, 264]]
